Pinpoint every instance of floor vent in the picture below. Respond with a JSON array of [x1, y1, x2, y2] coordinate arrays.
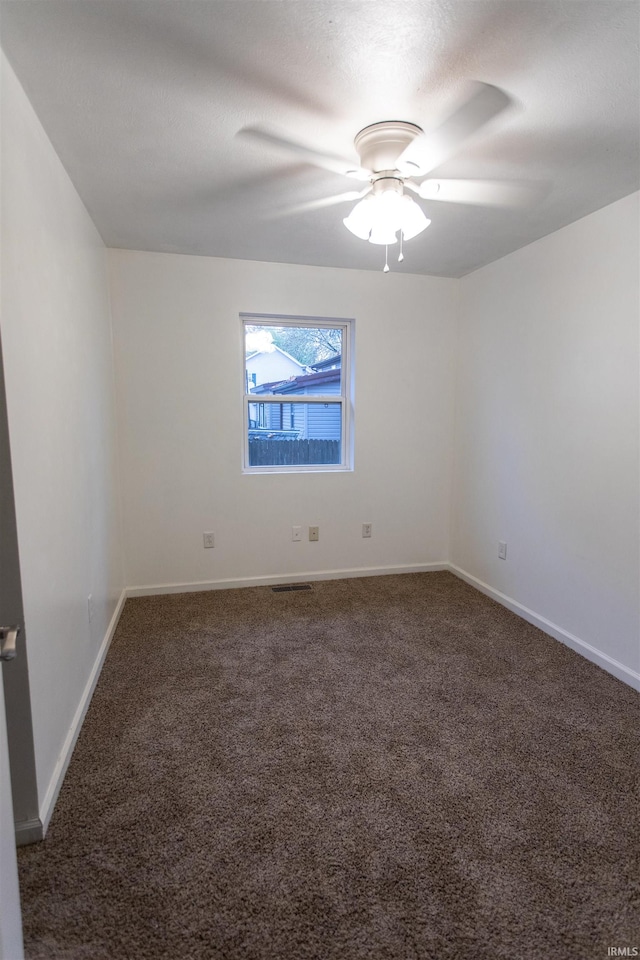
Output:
[[272, 583, 313, 593]]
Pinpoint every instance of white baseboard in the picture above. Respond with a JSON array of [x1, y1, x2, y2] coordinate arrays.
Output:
[[126, 563, 449, 597], [38, 588, 128, 836], [447, 564, 640, 692], [15, 817, 43, 847]]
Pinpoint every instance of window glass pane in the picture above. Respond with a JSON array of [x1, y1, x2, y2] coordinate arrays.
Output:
[[245, 324, 343, 395], [248, 402, 342, 466]]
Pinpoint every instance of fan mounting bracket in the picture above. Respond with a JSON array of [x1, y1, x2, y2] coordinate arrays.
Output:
[[353, 121, 423, 175]]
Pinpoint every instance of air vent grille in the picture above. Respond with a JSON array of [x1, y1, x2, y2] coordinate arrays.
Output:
[[271, 583, 313, 593]]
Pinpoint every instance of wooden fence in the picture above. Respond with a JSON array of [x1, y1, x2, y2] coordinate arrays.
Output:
[[249, 438, 340, 466]]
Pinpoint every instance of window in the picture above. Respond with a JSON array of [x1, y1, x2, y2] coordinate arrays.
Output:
[[242, 314, 353, 472]]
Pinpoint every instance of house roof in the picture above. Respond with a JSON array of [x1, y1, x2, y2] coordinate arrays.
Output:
[[311, 354, 341, 371], [252, 368, 340, 395], [246, 345, 306, 369]]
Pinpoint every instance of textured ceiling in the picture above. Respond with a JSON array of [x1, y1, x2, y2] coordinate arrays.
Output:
[[1, 1, 638, 277]]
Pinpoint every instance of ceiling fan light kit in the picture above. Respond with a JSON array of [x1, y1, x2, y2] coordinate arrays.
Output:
[[343, 177, 431, 247]]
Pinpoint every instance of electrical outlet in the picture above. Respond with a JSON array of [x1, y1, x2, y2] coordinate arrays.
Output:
[[87, 594, 94, 623], [308, 526, 319, 542], [203, 532, 215, 549], [498, 541, 507, 560], [362, 523, 372, 538], [292, 526, 302, 542]]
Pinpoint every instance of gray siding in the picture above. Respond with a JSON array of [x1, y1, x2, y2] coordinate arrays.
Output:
[[306, 402, 341, 440]]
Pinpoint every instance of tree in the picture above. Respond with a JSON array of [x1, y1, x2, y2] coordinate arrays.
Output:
[[269, 326, 341, 366]]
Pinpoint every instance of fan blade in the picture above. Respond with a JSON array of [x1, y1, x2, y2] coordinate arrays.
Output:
[[238, 126, 370, 180], [415, 178, 541, 207], [396, 83, 512, 177], [263, 188, 371, 220]]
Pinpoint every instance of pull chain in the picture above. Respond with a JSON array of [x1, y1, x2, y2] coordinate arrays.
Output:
[[383, 244, 390, 273], [398, 232, 404, 262]]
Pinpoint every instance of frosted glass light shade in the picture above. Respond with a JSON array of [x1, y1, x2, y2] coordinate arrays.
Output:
[[343, 197, 375, 239], [368, 191, 403, 243], [399, 195, 431, 240], [369, 225, 398, 245], [343, 189, 430, 244]]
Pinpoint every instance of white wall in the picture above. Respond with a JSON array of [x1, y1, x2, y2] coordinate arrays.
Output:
[[108, 250, 458, 589], [451, 193, 640, 684], [0, 54, 124, 811]]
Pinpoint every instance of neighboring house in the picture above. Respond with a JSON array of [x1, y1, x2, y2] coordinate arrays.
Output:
[[246, 345, 309, 438], [250, 358, 341, 440], [245, 345, 307, 392]]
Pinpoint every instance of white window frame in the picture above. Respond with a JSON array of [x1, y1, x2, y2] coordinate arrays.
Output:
[[241, 313, 354, 474]]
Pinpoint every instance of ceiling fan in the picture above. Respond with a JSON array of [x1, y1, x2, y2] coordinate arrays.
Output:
[[239, 83, 536, 271]]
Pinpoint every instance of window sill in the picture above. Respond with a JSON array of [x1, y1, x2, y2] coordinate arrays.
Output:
[[242, 465, 353, 475]]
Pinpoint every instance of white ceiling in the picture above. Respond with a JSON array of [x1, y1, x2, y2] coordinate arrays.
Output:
[[1, 1, 638, 277]]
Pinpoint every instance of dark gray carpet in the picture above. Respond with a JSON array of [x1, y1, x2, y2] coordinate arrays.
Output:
[[18, 572, 640, 959]]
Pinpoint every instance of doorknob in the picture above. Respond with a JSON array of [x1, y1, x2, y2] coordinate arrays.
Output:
[[0, 626, 20, 661]]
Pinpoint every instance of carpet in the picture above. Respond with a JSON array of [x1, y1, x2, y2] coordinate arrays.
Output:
[[17, 572, 640, 959]]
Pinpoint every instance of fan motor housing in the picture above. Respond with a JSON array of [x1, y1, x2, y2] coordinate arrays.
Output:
[[354, 121, 423, 174]]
